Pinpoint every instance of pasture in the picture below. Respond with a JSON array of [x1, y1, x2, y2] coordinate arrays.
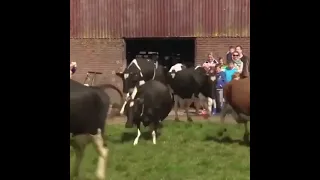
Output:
[[70, 119, 250, 180]]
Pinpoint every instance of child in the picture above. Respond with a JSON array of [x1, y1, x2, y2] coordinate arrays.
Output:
[[225, 61, 237, 83], [214, 65, 227, 114], [218, 57, 227, 72], [232, 72, 241, 80]]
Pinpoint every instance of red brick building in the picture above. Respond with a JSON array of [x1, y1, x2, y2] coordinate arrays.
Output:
[[70, 0, 250, 89]]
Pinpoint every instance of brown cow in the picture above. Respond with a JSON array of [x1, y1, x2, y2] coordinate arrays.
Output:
[[219, 78, 250, 143]]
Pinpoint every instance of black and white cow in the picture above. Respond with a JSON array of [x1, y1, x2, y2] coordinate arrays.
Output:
[[168, 65, 216, 122], [124, 80, 173, 145], [70, 79, 119, 180], [116, 58, 169, 115]]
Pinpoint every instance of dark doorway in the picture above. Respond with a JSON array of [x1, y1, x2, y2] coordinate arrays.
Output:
[[124, 38, 195, 68]]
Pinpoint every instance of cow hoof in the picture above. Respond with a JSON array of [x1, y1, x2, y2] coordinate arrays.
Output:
[[174, 117, 180, 122], [96, 174, 105, 180], [187, 117, 193, 122]]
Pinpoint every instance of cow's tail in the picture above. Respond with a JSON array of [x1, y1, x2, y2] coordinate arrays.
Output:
[[99, 84, 123, 119]]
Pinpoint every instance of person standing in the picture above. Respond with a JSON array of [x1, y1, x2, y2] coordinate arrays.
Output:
[[218, 57, 227, 71], [226, 46, 235, 64], [225, 61, 237, 83], [214, 65, 227, 114], [232, 51, 244, 74], [70, 61, 77, 79], [202, 52, 218, 73], [235, 45, 250, 78], [232, 72, 241, 80]]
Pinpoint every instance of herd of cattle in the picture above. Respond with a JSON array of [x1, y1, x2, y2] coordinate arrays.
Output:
[[70, 58, 250, 180]]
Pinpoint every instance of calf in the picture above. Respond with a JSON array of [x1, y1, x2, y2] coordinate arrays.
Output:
[[219, 78, 250, 143], [124, 80, 173, 145], [70, 80, 118, 180], [168, 65, 215, 121]]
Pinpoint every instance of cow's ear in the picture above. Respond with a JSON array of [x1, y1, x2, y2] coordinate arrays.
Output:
[[116, 72, 124, 78]]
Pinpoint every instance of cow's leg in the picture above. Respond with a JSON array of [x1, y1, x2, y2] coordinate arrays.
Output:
[[211, 98, 217, 115], [173, 95, 180, 121], [243, 121, 250, 144], [185, 99, 193, 122], [193, 96, 201, 114], [207, 97, 213, 115], [133, 122, 141, 146], [70, 135, 91, 179], [91, 128, 108, 180], [217, 103, 233, 136], [149, 121, 159, 145]]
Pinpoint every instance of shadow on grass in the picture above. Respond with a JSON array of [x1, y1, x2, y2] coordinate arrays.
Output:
[[204, 135, 250, 147]]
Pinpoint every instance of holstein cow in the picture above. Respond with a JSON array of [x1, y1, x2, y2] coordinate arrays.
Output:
[[124, 80, 173, 145], [219, 78, 250, 143], [168, 65, 215, 122], [116, 58, 168, 115], [70, 79, 119, 180]]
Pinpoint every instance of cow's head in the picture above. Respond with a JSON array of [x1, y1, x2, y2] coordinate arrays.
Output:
[[116, 67, 144, 96], [124, 97, 144, 128]]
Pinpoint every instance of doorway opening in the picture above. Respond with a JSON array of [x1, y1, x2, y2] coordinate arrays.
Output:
[[124, 38, 195, 68]]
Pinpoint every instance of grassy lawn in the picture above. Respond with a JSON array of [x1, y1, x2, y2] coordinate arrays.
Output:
[[70, 120, 250, 180]]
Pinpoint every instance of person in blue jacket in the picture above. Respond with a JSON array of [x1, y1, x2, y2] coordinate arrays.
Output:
[[214, 65, 227, 114], [225, 61, 237, 83]]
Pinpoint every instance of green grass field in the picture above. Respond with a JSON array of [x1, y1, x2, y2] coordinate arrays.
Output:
[[70, 120, 250, 180]]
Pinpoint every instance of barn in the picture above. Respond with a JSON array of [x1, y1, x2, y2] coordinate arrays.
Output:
[[70, 0, 250, 91]]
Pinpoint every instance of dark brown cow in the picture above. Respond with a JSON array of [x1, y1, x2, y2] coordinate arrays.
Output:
[[219, 78, 250, 143]]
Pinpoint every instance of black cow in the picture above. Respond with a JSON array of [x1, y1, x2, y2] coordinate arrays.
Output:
[[168, 65, 216, 122], [125, 80, 173, 145], [116, 58, 159, 95], [70, 79, 119, 180], [116, 58, 169, 115]]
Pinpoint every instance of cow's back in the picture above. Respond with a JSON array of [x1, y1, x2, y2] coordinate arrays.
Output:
[[137, 80, 173, 120], [135, 58, 156, 80], [170, 68, 198, 98], [223, 78, 250, 115], [70, 80, 109, 135]]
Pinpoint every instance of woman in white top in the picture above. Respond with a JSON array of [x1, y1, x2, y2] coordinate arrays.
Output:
[[202, 53, 218, 73]]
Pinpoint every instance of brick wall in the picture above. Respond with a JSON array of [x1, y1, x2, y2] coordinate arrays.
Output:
[[70, 39, 125, 90], [195, 37, 250, 65]]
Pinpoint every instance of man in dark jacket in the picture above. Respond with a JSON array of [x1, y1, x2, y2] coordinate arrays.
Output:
[[226, 46, 235, 64], [235, 45, 250, 78], [214, 65, 227, 114]]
